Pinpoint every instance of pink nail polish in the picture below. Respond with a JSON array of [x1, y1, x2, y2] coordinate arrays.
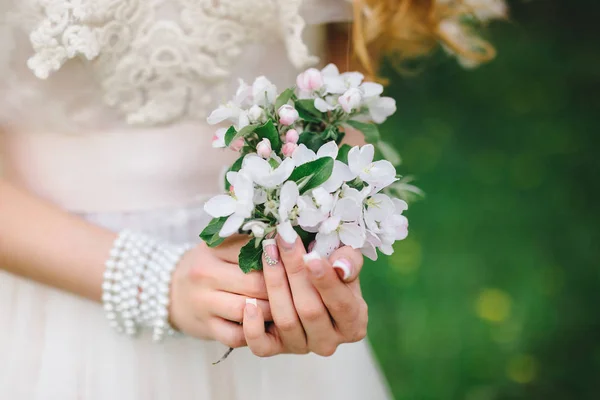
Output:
[[333, 259, 353, 281], [262, 239, 279, 266]]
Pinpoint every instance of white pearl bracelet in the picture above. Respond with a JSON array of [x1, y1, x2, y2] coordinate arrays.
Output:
[[102, 230, 193, 342]]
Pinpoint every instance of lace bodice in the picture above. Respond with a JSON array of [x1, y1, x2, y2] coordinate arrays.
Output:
[[0, 0, 352, 132]]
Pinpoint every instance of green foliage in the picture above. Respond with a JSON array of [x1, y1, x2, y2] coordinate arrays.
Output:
[[199, 217, 228, 247], [255, 120, 282, 152], [294, 99, 324, 123], [239, 238, 264, 273], [275, 88, 295, 110], [287, 157, 334, 194]]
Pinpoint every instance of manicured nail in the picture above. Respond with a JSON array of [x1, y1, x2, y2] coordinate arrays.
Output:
[[303, 251, 325, 278], [333, 259, 353, 281], [245, 298, 258, 318], [303, 251, 321, 264], [278, 235, 296, 252], [262, 239, 279, 266]]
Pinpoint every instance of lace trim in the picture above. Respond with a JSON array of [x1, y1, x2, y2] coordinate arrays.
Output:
[[11, 0, 319, 126]]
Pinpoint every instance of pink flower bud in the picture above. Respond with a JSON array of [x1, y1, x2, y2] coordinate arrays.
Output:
[[296, 68, 324, 92], [285, 129, 299, 144], [282, 142, 298, 157], [278, 104, 299, 126], [338, 87, 362, 114], [229, 137, 245, 152], [256, 138, 272, 159]]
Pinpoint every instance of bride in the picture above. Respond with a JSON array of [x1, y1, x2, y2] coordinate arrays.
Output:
[[0, 0, 503, 399]]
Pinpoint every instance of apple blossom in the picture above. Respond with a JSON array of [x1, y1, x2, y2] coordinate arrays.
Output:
[[247, 104, 266, 123], [229, 137, 245, 152], [252, 76, 277, 106], [242, 155, 295, 189], [256, 138, 272, 159], [282, 142, 298, 157], [313, 197, 366, 257], [347, 144, 398, 191], [338, 87, 362, 113], [276, 181, 300, 244], [278, 104, 299, 126], [285, 129, 299, 144], [204, 171, 254, 237], [242, 220, 269, 238], [296, 68, 324, 92], [212, 128, 226, 148]]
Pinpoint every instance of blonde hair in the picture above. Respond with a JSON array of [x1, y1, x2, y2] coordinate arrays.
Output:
[[350, 0, 508, 77]]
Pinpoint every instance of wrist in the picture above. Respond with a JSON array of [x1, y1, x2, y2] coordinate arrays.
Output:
[[102, 230, 193, 341]]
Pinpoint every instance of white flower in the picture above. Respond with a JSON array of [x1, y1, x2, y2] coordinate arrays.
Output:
[[278, 104, 299, 126], [277, 181, 300, 244], [207, 102, 244, 127], [314, 196, 366, 257], [242, 220, 269, 238], [212, 128, 226, 148], [321, 64, 365, 94], [364, 96, 396, 124], [347, 144, 397, 192], [296, 187, 334, 230], [296, 68, 324, 92], [338, 87, 363, 113], [252, 76, 277, 107], [314, 96, 337, 112], [204, 172, 255, 237], [242, 155, 295, 189], [247, 104, 266, 123], [256, 138, 272, 159], [363, 195, 409, 256]]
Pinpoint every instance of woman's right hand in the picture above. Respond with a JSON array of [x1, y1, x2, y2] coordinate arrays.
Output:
[[169, 237, 271, 348]]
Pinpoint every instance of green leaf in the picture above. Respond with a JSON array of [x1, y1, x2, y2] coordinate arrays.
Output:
[[239, 239, 264, 273], [337, 144, 352, 164], [295, 99, 324, 123], [255, 120, 282, 152], [275, 88, 295, 110], [376, 140, 402, 166], [224, 126, 237, 147], [224, 156, 244, 190], [346, 120, 381, 144], [298, 131, 327, 152], [294, 226, 316, 251], [199, 217, 228, 247], [224, 124, 259, 147], [287, 157, 334, 194]]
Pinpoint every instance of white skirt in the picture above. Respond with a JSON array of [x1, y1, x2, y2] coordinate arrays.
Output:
[[0, 202, 392, 400]]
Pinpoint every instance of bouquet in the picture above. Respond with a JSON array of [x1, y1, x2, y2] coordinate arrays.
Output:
[[201, 64, 416, 272]]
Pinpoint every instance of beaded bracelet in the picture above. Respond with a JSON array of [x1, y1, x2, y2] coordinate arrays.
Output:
[[102, 230, 193, 341]]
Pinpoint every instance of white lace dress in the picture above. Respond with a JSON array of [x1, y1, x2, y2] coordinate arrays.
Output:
[[0, 1, 392, 399]]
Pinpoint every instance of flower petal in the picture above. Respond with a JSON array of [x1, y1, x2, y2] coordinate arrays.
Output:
[[339, 223, 366, 249], [369, 97, 396, 124], [314, 232, 341, 257], [333, 197, 361, 222], [204, 195, 236, 218], [219, 214, 245, 237], [316, 141, 339, 159], [277, 220, 298, 244], [279, 181, 299, 218], [321, 160, 354, 192], [292, 144, 317, 167], [360, 82, 384, 98], [319, 216, 341, 234], [314, 97, 335, 112]]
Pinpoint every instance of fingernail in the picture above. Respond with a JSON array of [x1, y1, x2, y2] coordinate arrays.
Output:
[[303, 251, 324, 278], [245, 298, 258, 318], [262, 239, 279, 266], [333, 259, 353, 281], [278, 235, 295, 252], [303, 251, 321, 264]]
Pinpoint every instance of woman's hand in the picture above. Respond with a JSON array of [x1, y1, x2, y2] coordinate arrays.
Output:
[[242, 236, 368, 357], [169, 237, 271, 348]]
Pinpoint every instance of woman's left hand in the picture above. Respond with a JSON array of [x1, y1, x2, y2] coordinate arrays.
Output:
[[242, 236, 369, 357]]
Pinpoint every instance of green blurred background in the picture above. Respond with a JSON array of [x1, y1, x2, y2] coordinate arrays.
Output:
[[362, 1, 600, 398]]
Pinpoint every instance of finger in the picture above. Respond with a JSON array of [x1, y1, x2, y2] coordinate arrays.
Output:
[[305, 253, 367, 343], [261, 239, 307, 353], [277, 235, 338, 354], [209, 318, 247, 349], [211, 259, 269, 300], [329, 247, 364, 283], [209, 234, 250, 264], [243, 299, 284, 357], [209, 291, 272, 322]]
